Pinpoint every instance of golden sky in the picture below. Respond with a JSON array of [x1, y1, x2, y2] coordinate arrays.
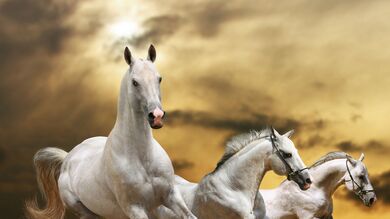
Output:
[[0, 0, 389, 218]]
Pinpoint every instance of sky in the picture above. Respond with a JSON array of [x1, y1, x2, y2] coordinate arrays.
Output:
[[0, 0, 389, 218]]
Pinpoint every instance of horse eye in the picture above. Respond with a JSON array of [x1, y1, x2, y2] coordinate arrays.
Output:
[[158, 77, 162, 83], [284, 152, 292, 158], [359, 175, 365, 180], [132, 80, 139, 87]]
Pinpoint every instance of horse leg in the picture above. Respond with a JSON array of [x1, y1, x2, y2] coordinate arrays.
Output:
[[246, 214, 256, 219], [253, 191, 266, 219], [68, 201, 100, 219], [297, 211, 318, 219], [123, 205, 149, 219], [61, 189, 99, 219], [163, 186, 197, 219]]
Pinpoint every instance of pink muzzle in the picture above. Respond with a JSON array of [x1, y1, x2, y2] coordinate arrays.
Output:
[[150, 108, 164, 129]]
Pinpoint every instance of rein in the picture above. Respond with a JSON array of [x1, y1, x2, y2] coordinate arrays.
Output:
[[269, 127, 308, 181], [345, 159, 375, 199]]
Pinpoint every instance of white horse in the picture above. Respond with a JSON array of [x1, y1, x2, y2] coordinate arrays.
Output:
[[260, 152, 377, 219], [26, 45, 196, 219], [156, 128, 312, 219]]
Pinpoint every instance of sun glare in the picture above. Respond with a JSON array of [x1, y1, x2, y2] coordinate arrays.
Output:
[[109, 20, 140, 38]]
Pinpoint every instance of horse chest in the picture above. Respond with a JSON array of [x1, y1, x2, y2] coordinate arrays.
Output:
[[302, 193, 329, 216], [112, 161, 171, 200], [312, 193, 329, 211], [196, 185, 252, 219]]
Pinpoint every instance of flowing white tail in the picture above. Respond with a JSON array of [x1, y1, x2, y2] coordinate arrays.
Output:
[[25, 147, 67, 219]]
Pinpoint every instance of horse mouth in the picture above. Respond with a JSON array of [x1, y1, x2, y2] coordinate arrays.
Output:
[[365, 197, 376, 207], [302, 183, 311, 190], [289, 174, 311, 190], [297, 182, 311, 191], [151, 124, 163, 129], [149, 118, 163, 129]]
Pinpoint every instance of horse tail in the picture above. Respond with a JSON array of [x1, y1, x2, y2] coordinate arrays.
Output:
[[25, 147, 68, 219]]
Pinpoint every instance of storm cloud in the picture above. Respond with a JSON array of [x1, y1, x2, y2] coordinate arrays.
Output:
[[336, 140, 388, 154], [129, 14, 184, 48], [1, 0, 390, 218], [166, 110, 299, 135]]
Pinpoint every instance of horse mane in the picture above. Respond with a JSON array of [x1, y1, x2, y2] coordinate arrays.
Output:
[[210, 129, 270, 173], [309, 151, 352, 168]]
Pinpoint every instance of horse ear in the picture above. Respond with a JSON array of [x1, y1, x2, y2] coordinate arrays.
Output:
[[270, 127, 278, 135], [347, 156, 357, 166], [359, 153, 365, 161], [124, 47, 133, 66], [283, 130, 295, 138], [147, 44, 156, 62]]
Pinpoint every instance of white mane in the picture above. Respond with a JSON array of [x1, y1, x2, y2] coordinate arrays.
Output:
[[310, 151, 351, 168], [212, 129, 271, 172]]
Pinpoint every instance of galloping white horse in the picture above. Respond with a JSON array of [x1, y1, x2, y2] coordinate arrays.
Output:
[[156, 128, 312, 219], [26, 45, 196, 219], [260, 152, 376, 219]]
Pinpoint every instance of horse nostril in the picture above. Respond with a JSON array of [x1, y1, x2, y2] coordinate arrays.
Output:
[[369, 198, 375, 205], [306, 178, 312, 184], [148, 112, 155, 120]]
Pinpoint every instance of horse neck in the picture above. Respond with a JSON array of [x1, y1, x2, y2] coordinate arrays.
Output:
[[221, 140, 272, 202], [109, 71, 152, 156], [310, 159, 347, 197]]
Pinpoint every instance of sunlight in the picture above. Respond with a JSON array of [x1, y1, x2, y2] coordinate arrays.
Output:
[[108, 20, 140, 38]]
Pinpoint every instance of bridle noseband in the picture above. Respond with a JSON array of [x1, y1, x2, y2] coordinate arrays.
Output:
[[269, 128, 308, 181], [345, 159, 375, 199]]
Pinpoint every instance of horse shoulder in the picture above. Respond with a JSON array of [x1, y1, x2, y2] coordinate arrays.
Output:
[[149, 139, 175, 176], [196, 174, 252, 218], [59, 136, 119, 217]]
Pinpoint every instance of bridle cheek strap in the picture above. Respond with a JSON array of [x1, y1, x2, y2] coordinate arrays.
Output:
[[345, 159, 375, 199], [269, 127, 307, 181]]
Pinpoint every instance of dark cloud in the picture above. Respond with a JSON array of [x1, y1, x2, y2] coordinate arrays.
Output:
[[191, 2, 255, 38], [0, 0, 389, 218], [312, 81, 327, 89], [188, 74, 276, 115], [336, 140, 388, 153], [129, 15, 183, 48], [349, 102, 362, 109], [0, 147, 5, 164], [372, 170, 390, 204], [366, 140, 387, 152], [0, 0, 103, 127], [126, 2, 256, 47], [166, 110, 300, 135], [172, 159, 194, 171], [305, 134, 326, 147], [351, 114, 362, 122], [0, 1, 111, 217], [337, 141, 356, 151], [165, 110, 308, 151], [0, 0, 75, 23], [0, 0, 77, 60]]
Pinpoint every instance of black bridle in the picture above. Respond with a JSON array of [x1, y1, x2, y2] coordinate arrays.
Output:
[[269, 127, 308, 181], [345, 159, 375, 199]]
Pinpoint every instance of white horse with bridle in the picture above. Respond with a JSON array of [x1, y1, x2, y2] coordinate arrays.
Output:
[[155, 128, 312, 219], [260, 151, 376, 219], [26, 45, 196, 219]]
